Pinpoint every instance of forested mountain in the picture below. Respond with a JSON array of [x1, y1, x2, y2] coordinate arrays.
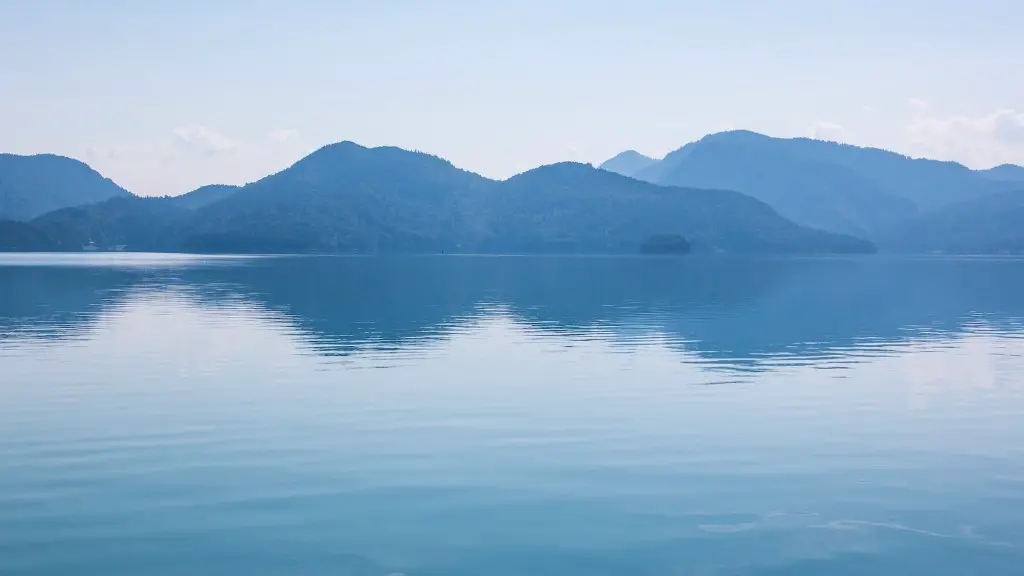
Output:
[[0, 220, 56, 251], [11, 133, 1020, 255], [178, 142, 496, 253], [614, 131, 1016, 239], [0, 153, 130, 220], [168, 184, 241, 210], [12, 142, 873, 254], [170, 144, 872, 254], [483, 162, 872, 253], [637, 134, 915, 238], [979, 164, 1024, 183], [878, 190, 1024, 254], [32, 196, 192, 252]]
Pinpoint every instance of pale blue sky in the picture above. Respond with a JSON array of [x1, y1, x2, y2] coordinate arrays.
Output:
[[2, 0, 1023, 195]]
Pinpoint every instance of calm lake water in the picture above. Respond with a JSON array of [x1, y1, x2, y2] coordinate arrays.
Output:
[[2, 254, 1024, 575]]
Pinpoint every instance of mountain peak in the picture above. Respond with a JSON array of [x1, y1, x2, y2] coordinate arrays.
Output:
[[289, 141, 463, 174], [0, 152, 109, 173], [0, 153, 131, 221], [507, 161, 597, 182], [629, 129, 995, 239], [703, 129, 768, 141], [979, 163, 1024, 182], [306, 140, 369, 157], [598, 150, 658, 177]]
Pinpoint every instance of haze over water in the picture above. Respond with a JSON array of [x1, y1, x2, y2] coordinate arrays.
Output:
[[2, 254, 1024, 575]]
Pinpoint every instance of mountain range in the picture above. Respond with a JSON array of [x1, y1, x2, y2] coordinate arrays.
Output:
[[3, 142, 871, 254], [1, 131, 1021, 254], [601, 131, 1024, 252]]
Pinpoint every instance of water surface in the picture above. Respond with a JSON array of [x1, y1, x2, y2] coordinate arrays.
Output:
[[2, 254, 1024, 575]]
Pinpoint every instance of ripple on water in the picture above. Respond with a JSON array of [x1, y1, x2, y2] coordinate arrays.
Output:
[[3, 256, 1024, 574]]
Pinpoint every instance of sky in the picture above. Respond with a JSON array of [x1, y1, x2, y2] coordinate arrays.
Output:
[[2, 0, 1023, 196]]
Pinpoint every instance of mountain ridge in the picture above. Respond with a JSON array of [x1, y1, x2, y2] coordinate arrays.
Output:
[[878, 189, 1024, 254], [0, 153, 131, 220], [6, 131, 1023, 255], [980, 164, 1024, 182], [608, 130, 1019, 240], [13, 142, 874, 255], [168, 184, 241, 210]]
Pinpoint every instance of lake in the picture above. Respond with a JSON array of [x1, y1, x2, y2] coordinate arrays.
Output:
[[2, 254, 1023, 575]]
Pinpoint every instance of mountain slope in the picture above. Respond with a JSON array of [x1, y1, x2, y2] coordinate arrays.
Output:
[[483, 162, 874, 254], [716, 131, 1011, 208], [180, 142, 496, 253], [629, 131, 1012, 238], [598, 150, 658, 177], [878, 190, 1024, 254], [0, 220, 56, 251], [0, 154, 131, 220], [20, 142, 875, 255], [633, 133, 916, 238], [32, 196, 192, 252], [979, 164, 1024, 183], [169, 184, 241, 209]]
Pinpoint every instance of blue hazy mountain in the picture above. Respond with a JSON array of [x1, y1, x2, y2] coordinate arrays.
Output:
[[17, 141, 873, 254], [979, 164, 1024, 183], [168, 184, 241, 210], [179, 141, 496, 253], [0, 153, 130, 220], [482, 161, 872, 254], [184, 145, 871, 254], [879, 189, 1024, 254], [598, 150, 658, 177], [632, 132, 916, 238], [619, 130, 1014, 239]]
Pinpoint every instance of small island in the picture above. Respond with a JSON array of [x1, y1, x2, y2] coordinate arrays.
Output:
[[639, 234, 691, 255]]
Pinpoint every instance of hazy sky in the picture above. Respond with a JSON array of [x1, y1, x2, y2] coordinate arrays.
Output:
[[2, 0, 1023, 195]]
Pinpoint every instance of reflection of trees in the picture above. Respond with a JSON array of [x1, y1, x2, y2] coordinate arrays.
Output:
[[0, 265, 141, 344], [3, 257, 1024, 367]]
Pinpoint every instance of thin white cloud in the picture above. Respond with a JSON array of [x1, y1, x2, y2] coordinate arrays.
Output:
[[85, 125, 311, 196], [172, 124, 239, 155], [906, 102, 1024, 168], [808, 121, 852, 143], [992, 110, 1024, 143], [268, 128, 300, 142], [906, 97, 929, 111]]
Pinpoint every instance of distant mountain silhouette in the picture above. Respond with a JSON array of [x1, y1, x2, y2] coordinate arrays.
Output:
[[0, 153, 130, 221], [168, 184, 241, 209], [484, 162, 872, 254], [879, 189, 1024, 254], [617, 131, 1014, 239], [598, 150, 658, 177], [979, 164, 1024, 183], [180, 141, 495, 253], [631, 132, 916, 238], [14, 142, 870, 254]]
